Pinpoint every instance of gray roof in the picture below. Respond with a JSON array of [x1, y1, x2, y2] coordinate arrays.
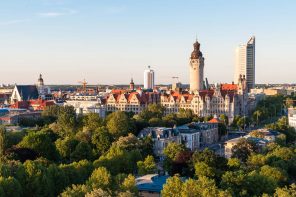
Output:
[[16, 85, 39, 100]]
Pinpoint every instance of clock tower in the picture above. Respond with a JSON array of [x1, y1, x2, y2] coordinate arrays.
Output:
[[189, 40, 204, 92]]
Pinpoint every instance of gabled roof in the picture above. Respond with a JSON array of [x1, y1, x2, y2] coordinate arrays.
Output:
[[16, 85, 39, 100]]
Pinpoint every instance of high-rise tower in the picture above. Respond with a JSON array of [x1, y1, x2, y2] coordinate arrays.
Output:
[[234, 36, 255, 92], [189, 40, 204, 92], [143, 66, 155, 89]]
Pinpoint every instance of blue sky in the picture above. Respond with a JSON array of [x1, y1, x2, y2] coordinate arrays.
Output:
[[0, 0, 295, 85]]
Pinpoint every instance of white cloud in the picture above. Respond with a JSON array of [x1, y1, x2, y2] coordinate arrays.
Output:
[[0, 19, 30, 26], [38, 9, 77, 18]]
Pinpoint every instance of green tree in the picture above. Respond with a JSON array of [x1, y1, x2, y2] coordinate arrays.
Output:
[[70, 141, 93, 161], [18, 131, 60, 161], [55, 136, 79, 161], [0, 176, 22, 197], [161, 175, 183, 197], [121, 174, 138, 194], [85, 188, 111, 197], [106, 111, 134, 138], [195, 162, 215, 178], [57, 105, 78, 136], [83, 113, 104, 132], [91, 127, 112, 155], [148, 117, 163, 127], [137, 155, 157, 175], [87, 167, 111, 190], [47, 164, 69, 196], [0, 126, 6, 162], [231, 138, 258, 162], [60, 184, 90, 197], [163, 142, 186, 161], [274, 183, 296, 197]]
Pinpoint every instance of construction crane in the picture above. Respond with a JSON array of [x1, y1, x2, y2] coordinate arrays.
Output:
[[78, 79, 88, 92]]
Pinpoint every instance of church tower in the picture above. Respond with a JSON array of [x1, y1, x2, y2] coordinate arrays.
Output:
[[189, 40, 204, 92]]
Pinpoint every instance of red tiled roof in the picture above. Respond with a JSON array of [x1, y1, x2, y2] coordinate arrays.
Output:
[[208, 118, 220, 123], [221, 84, 238, 91]]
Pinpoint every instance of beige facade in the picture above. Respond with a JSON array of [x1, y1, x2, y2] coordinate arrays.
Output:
[[189, 41, 204, 91]]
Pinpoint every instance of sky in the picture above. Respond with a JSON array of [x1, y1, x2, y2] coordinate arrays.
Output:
[[0, 0, 295, 85]]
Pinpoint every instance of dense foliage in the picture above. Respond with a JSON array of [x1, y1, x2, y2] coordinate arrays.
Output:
[[0, 97, 295, 196]]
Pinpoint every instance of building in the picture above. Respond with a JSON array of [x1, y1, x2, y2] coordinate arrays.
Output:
[[64, 93, 106, 118], [160, 77, 247, 123], [144, 66, 155, 89], [288, 108, 296, 129], [189, 40, 204, 92], [176, 122, 218, 150], [106, 91, 160, 114], [137, 127, 181, 158], [10, 85, 39, 104], [234, 36, 255, 92], [224, 129, 279, 158], [10, 99, 55, 111]]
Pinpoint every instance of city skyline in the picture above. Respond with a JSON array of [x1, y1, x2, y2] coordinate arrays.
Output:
[[0, 0, 295, 85]]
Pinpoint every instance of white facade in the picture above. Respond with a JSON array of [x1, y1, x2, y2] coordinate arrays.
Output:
[[234, 36, 255, 91], [288, 108, 296, 129], [143, 66, 155, 89], [64, 95, 106, 118]]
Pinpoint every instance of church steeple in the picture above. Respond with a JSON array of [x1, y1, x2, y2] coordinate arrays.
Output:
[[130, 78, 135, 90], [37, 74, 44, 86]]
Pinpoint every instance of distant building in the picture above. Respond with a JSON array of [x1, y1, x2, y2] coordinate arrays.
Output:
[[234, 36, 255, 92], [288, 108, 296, 129], [138, 127, 181, 157], [10, 85, 39, 104], [106, 91, 160, 114], [144, 66, 155, 89], [64, 93, 106, 118]]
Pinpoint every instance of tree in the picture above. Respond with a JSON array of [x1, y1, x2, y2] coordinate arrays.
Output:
[[161, 175, 183, 197], [18, 131, 60, 161], [55, 136, 79, 161], [121, 174, 138, 194], [137, 155, 156, 175], [87, 167, 111, 190], [47, 164, 69, 196], [57, 105, 78, 136], [106, 111, 134, 138], [0, 176, 22, 197], [259, 165, 287, 185], [70, 141, 93, 161], [231, 138, 258, 162], [60, 184, 90, 197], [91, 127, 112, 155], [249, 130, 265, 138], [163, 142, 186, 161], [219, 114, 229, 125], [0, 126, 6, 162], [85, 188, 111, 197], [195, 162, 215, 178], [83, 113, 104, 132], [138, 104, 165, 121], [148, 117, 163, 127], [274, 183, 296, 197]]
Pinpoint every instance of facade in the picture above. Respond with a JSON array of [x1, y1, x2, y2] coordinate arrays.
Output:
[[288, 108, 296, 129], [138, 127, 181, 157], [106, 91, 160, 114], [160, 77, 247, 123], [176, 122, 218, 150], [144, 66, 155, 89], [10, 85, 39, 104], [189, 40, 204, 92], [234, 36, 255, 92], [10, 99, 54, 111], [64, 93, 106, 118]]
